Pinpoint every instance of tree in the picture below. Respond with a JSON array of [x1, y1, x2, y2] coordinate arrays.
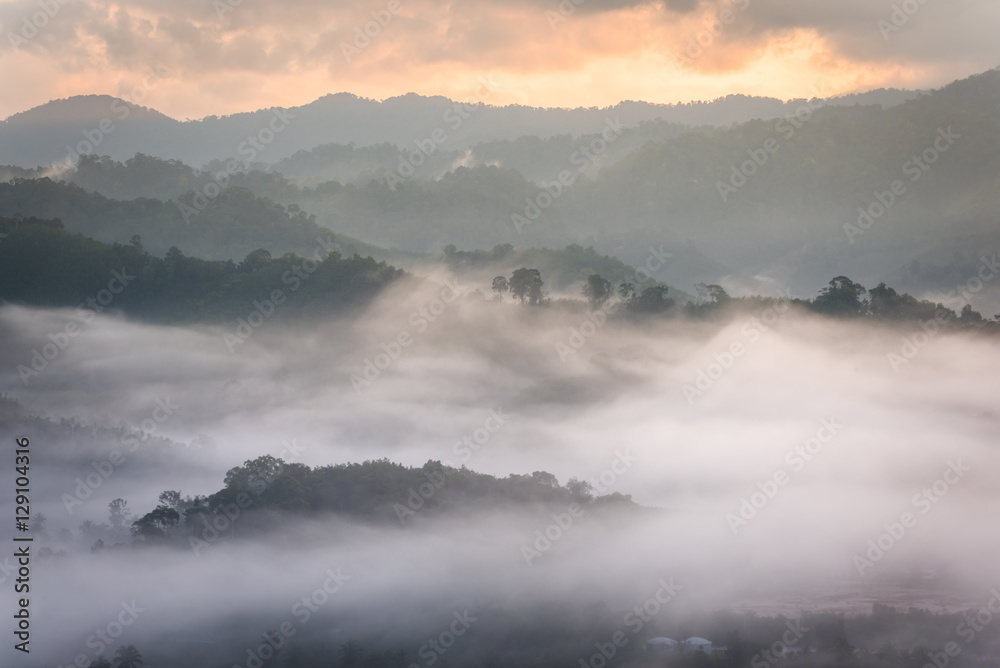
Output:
[[131, 505, 180, 542], [865, 282, 902, 318], [960, 304, 984, 322], [566, 478, 593, 501], [490, 243, 513, 260], [630, 285, 672, 313], [158, 490, 181, 508], [617, 282, 635, 300], [509, 267, 543, 305], [697, 283, 730, 304], [224, 455, 286, 492], [531, 471, 559, 487], [812, 276, 866, 317], [239, 248, 272, 272], [30, 512, 46, 535], [108, 499, 131, 531], [583, 274, 612, 309], [113, 645, 144, 668], [491, 275, 509, 297]]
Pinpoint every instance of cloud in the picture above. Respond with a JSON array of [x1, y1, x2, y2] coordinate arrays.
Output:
[[3, 278, 1000, 665], [1, 0, 998, 127]]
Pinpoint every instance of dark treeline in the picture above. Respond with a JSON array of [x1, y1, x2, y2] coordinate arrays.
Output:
[[0, 216, 402, 322], [2, 214, 997, 334], [488, 267, 999, 330], [117, 455, 638, 549]]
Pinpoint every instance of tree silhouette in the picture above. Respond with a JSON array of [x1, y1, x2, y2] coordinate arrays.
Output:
[[813, 276, 866, 317], [108, 498, 131, 531], [158, 490, 181, 508], [491, 275, 509, 297], [113, 645, 144, 668], [509, 267, 543, 305], [131, 505, 180, 541], [583, 274, 612, 309]]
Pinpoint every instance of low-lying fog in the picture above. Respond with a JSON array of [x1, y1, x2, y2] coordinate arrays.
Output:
[[1, 273, 998, 666]]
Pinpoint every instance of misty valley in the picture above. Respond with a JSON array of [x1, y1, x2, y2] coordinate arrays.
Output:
[[1, 59, 1000, 668]]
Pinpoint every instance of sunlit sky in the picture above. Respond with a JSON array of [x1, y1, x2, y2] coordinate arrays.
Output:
[[1, 0, 998, 120]]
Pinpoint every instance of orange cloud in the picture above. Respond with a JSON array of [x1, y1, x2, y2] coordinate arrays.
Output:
[[0, 0, 997, 120]]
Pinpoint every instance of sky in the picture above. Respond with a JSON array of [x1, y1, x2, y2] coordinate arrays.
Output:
[[1, 0, 999, 121]]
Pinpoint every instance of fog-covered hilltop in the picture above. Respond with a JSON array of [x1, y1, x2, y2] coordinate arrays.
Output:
[[0, 86, 922, 169], [2, 71, 996, 310]]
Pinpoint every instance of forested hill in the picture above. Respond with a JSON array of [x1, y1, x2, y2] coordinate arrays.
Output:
[[125, 455, 640, 548], [0, 88, 921, 168], [0, 176, 396, 262], [0, 216, 403, 323]]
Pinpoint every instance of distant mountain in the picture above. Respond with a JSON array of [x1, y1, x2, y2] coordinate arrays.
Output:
[[0, 87, 922, 170], [4, 71, 996, 303], [0, 172, 691, 296], [0, 176, 396, 263], [565, 70, 1000, 296]]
